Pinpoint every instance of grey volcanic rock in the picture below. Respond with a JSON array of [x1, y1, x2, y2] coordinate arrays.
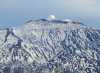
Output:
[[0, 19, 100, 73]]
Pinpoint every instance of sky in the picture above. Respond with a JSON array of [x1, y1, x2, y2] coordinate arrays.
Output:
[[0, 0, 100, 28]]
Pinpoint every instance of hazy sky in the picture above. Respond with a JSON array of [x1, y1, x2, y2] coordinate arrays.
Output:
[[0, 0, 100, 28]]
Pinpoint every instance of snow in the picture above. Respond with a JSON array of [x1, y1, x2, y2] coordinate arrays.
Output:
[[47, 15, 56, 20], [0, 18, 99, 73], [62, 19, 72, 22]]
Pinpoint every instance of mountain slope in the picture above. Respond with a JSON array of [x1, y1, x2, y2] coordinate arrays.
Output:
[[0, 19, 100, 73]]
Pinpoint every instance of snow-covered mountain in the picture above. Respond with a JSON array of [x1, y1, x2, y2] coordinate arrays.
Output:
[[0, 19, 100, 73]]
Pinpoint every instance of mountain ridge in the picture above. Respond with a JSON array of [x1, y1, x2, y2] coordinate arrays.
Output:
[[0, 19, 100, 73]]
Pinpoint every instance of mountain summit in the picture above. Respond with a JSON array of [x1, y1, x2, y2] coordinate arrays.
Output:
[[0, 18, 100, 73]]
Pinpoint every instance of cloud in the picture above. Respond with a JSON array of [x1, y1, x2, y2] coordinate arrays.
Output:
[[50, 0, 99, 18], [69, 0, 97, 6], [0, 0, 99, 28], [0, 0, 16, 7], [0, 0, 99, 21], [67, 0, 97, 10]]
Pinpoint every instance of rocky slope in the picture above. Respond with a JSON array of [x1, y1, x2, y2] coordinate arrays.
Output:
[[0, 19, 100, 73]]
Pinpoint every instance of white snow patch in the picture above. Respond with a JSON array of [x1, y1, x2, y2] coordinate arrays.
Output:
[[47, 15, 56, 20], [75, 50, 81, 55], [62, 19, 72, 22]]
